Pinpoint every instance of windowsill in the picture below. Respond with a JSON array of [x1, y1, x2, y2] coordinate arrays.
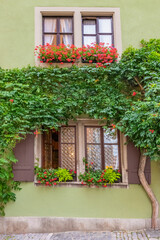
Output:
[[34, 181, 128, 188], [36, 62, 94, 68]]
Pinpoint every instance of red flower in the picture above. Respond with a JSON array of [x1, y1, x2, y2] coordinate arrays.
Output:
[[34, 130, 40, 136], [54, 182, 57, 185], [66, 58, 72, 62], [132, 92, 137, 96], [74, 171, 76, 174], [9, 99, 14, 103], [91, 162, 94, 165], [149, 129, 154, 133], [111, 124, 116, 129], [44, 172, 47, 174]]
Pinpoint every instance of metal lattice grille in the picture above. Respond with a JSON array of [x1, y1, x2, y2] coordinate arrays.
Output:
[[61, 144, 75, 170], [85, 127, 120, 170], [86, 127, 100, 143], [61, 127, 76, 170], [104, 145, 119, 169], [87, 145, 102, 169], [61, 127, 75, 143], [103, 129, 118, 143]]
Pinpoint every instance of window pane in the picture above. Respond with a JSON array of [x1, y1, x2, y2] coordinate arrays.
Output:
[[60, 35, 73, 45], [44, 34, 57, 45], [83, 20, 96, 34], [103, 129, 118, 143], [99, 18, 112, 33], [86, 127, 100, 143], [61, 144, 75, 170], [83, 36, 96, 46], [87, 145, 101, 169], [61, 127, 75, 143], [43, 131, 52, 169], [60, 18, 72, 33], [44, 18, 57, 33], [104, 145, 119, 169], [99, 35, 112, 46]]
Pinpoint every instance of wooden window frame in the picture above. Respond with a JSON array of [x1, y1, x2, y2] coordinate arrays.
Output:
[[82, 16, 114, 46], [42, 16, 74, 45], [34, 119, 128, 185], [42, 126, 77, 172], [85, 126, 121, 171]]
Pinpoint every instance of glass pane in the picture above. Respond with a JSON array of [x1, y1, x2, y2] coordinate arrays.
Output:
[[60, 18, 72, 33], [99, 18, 112, 33], [87, 145, 101, 169], [44, 18, 57, 32], [60, 35, 73, 45], [61, 127, 75, 143], [83, 36, 96, 46], [99, 35, 112, 46], [44, 34, 57, 45], [61, 144, 75, 170], [83, 20, 96, 34], [86, 128, 100, 143], [104, 145, 119, 169], [103, 129, 118, 143], [43, 131, 52, 169]]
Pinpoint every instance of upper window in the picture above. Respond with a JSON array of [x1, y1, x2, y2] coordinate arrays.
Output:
[[43, 17, 73, 46], [82, 17, 113, 46]]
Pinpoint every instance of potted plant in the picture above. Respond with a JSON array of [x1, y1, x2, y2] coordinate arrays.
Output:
[[34, 43, 81, 65], [79, 42, 118, 67], [78, 158, 121, 187]]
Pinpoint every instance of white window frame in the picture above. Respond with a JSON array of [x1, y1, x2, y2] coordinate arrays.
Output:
[[34, 119, 128, 186], [35, 7, 122, 66]]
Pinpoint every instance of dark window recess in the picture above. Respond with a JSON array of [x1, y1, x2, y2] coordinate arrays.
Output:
[[42, 127, 76, 171], [127, 141, 151, 184], [43, 16, 73, 46], [85, 127, 120, 170], [82, 17, 114, 46], [13, 134, 34, 182]]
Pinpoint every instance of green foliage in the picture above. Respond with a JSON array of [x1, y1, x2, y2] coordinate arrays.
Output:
[[79, 158, 121, 187], [117, 39, 160, 160], [1, 38, 160, 215], [0, 64, 129, 215], [55, 168, 74, 182]]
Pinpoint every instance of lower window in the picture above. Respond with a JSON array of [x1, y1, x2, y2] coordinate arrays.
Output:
[[85, 126, 120, 170], [42, 124, 120, 177]]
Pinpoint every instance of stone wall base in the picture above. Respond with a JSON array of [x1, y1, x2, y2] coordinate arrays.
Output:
[[0, 217, 160, 234]]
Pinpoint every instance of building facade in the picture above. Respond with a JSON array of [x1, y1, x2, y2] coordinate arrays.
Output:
[[0, 0, 160, 233]]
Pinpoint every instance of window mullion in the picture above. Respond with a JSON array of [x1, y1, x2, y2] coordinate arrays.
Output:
[[96, 18, 99, 44]]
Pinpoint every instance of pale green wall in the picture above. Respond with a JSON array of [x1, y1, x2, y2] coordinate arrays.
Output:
[[5, 162, 160, 218], [1, 0, 160, 68]]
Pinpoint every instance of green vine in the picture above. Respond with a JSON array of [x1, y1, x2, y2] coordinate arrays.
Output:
[[0, 39, 160, 216]]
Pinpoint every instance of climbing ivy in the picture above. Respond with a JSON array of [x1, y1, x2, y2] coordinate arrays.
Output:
[[0, 39, 160, 216], [0, 65, 130, 215]]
